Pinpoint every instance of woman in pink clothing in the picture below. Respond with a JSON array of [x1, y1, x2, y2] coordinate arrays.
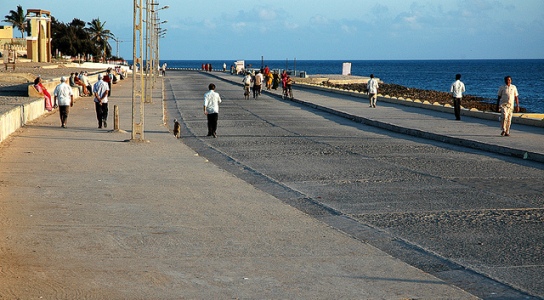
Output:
[[34, 76, 53, 111]]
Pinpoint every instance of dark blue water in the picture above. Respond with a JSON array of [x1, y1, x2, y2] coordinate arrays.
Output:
[[159, 59, 544, 113]]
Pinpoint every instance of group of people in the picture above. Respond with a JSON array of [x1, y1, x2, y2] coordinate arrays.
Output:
[[201, 63, 213, 72], [200, 68, 522, 140], [367, 73, 520, 136], [34, 69, 112, 129], [241, 66, 294, 100], [69, 71, 92, 97], [450, 74, 519, 136]]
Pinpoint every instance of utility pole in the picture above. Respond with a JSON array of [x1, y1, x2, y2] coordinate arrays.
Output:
[[132, 0, 145, 141]]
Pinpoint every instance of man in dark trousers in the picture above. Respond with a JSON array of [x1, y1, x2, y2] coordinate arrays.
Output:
[[93, 74, 110, 129], [203, 83, 222, 138], [450, 73, 466, 120]]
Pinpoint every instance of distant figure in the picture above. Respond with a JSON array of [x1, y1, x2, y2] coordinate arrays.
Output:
[[34, 76, 52, 111], [161, 63, 167, 76], [242, 72, 252, 100], [266, 71, 273, 90], [93, 74, 110, 129], [80, 71, 92, 96], [272, 71, 280, 90], [103, 68, 112, 97], [367, 74, 379, 108], [253, 71, 263, 98], [203, 83, 222, 138], [69, 72, 83, 97], [53, 76, 74, 128], [74, 72, 89, 96], [450, 73, 466, 120], [497, 76, 519, 136], [223, 62, 227, 72]]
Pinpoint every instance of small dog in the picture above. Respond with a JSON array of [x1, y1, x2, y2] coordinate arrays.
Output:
[[173, 119, 181, 138]]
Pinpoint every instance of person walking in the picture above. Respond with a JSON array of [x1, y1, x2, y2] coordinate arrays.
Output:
[[450, 73, 466, 120], [203, 83, 222, 138], [242, 72, 252, 99], [367, 74, 379, 108], [253, 71, 263, 99], [53, 76, 74, 128], [93, 74, 110, 129], [497, 76, 519, 136]]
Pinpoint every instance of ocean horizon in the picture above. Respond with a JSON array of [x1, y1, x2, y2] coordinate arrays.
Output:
[[152, 59, 544, 113]]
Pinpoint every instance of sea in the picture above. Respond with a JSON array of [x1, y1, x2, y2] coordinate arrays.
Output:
[[158, 59, 544, 113]]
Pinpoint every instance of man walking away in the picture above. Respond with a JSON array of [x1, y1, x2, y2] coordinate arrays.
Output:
[[203, 83, 222, 138], [93, 74, 110, 129], [53, 76, 74, 128], [450, 73, 466, 120]]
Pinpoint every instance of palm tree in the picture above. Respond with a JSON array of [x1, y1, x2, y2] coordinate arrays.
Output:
[[87, 18, 115, 62], [3, 5, 27, 38]]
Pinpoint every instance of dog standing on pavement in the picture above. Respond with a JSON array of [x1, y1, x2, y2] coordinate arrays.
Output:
[[173, 119, 181, 138]]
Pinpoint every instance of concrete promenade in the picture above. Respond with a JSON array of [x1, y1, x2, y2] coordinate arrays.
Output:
[[0, 78, 479, 298], [209, 71, 544, 165]]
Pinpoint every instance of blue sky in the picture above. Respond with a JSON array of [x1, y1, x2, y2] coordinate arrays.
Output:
[[3, 0, 544, 60]]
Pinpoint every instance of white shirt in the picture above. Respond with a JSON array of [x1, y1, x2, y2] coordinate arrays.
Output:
[[254, 73, 264, 85], [367, 78, 379, 94], [204, 90, 222, 114], [243, 75, 252, 85], [93, 80, 110, 103], [498, 84, 519, 107], [53, 82, 73, 106], [81, 74, 91, 86], [450, 80, 466, 98]]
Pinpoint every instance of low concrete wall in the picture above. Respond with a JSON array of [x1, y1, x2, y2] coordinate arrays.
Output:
[[0, 75, 102, 144], [28, 74, 100, 98], [0, 105, 23, 143]]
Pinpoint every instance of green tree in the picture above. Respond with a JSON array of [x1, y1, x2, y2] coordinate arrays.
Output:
[[51, 17, 101, 59], [87, 18, 115, 62], [3, 5, 27, 38]]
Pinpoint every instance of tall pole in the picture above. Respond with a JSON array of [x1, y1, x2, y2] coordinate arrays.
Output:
[[132, 0, 145, 141], [144, 0, 153, 104]]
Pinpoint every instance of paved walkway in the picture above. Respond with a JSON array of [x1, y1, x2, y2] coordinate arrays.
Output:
[[210, 71, 544, 164], [0, 78, 478, 298]]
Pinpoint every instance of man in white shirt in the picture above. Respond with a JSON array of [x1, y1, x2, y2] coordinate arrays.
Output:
[[242, 72, 252, 99], [497, 76, 519, 136], [93, 74, 110, 129], [253, 71, 263, 99], [450, 73, 466, 120], [367, 74, 379, 108], [53, 76, 74, 128], [203, 83, 222, 138]]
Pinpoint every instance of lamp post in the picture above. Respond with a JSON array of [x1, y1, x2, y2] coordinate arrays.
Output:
[[153, 25, 167, 88], [111, 37, 125, 58], [132, 0, 145, 141], [144, 2, 168, 104]]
